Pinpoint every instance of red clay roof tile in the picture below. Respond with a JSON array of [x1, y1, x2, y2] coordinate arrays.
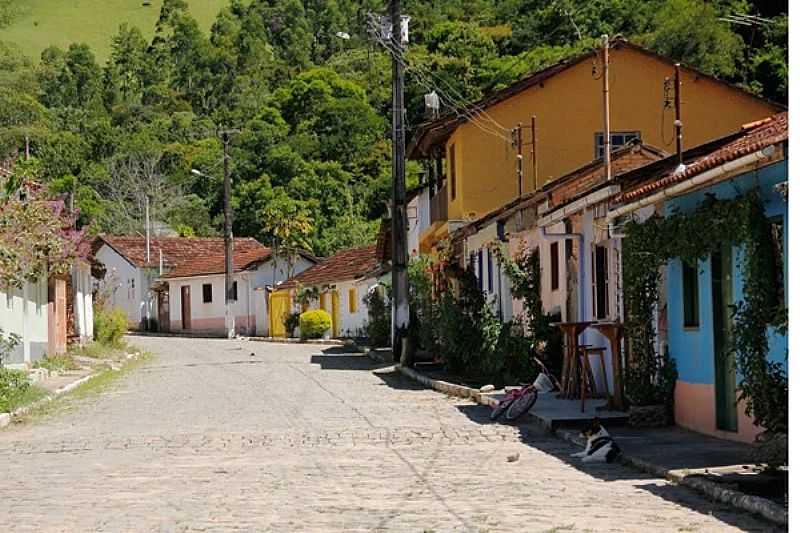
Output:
[[281, 245, 380, 287], [617, 112, 787, 203], [94, 235, 272, 278]]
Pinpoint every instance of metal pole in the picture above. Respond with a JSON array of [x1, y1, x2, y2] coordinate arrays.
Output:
[[601, 35, 611, 182], [391, 0, 411, 365], [223, 131, 235, 339], [145, 195, 151, 265], [674, 63, 683, 166]]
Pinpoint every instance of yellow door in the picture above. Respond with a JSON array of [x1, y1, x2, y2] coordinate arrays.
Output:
[[331, 290, 340, 337], [269, 291, 291, 338]]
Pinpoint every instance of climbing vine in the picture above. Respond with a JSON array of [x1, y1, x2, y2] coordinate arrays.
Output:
[[623, 191, 786, 434]]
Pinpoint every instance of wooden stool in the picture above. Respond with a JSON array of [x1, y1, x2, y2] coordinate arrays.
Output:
[[578, 346, 609, 412]]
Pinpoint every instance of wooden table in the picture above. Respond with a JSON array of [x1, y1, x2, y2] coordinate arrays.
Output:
[[553, 321, 594, 400], [590, 321, 625, 411]]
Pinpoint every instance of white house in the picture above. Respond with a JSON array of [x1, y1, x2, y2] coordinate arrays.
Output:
[[274, 245, 389, 338], [0, 277, 49, 365], [70, 259, 94, 345], [160, 247, 315, 337]]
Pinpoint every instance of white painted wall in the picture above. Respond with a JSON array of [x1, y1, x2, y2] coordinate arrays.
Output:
[[94, 245, 147, 327], [465, 224, 514, 322], [303, 277, 380, 338], [408, 190, 431, 258], [166, 256, 314, 336], [0, 276, 49, 365], [72, 261, 94, 343]]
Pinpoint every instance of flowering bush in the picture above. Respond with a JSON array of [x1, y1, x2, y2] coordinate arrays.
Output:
[[299, 309, 332, 339]]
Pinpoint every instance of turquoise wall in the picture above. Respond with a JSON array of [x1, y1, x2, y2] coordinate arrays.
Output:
[[665, 159, 788, 385]]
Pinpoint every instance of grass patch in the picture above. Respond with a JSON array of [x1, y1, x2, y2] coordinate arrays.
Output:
[[0, 369, 47, 413], [33, 353, 80, 372], [0, 0, 228, 62], [14, 350, 152, 424], [69, 339, 138, 361]]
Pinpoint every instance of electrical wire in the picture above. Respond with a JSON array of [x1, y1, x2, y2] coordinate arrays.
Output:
[[369, 19, 512, 140], [367, 22, 513, 143]]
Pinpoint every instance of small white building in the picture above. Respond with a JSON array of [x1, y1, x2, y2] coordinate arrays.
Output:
[[160, 248, 315, 337], [70, 259, 94, 345], [93, 235, 303, 331], [0, 277, 49, 365], [274, 245, 389, 338]]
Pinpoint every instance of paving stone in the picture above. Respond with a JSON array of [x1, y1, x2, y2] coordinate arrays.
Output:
[[0, 337, 781, 532]]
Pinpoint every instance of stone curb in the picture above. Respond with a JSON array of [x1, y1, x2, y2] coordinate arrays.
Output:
[[247, 337, 348, 346], [0, 352, 143, 431], [395, 364, 788, 527]]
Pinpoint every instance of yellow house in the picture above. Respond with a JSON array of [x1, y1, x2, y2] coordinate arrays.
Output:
[[408, 38, 783, 253]]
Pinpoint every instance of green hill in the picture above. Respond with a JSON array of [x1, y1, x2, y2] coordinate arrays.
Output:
[[0, 0, 228, 62]]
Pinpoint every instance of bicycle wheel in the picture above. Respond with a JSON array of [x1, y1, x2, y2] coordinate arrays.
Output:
[[489, 398, 513, 421], [505, 389, 538, 421]]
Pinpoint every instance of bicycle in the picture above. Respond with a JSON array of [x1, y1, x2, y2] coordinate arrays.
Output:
[[489, 344, 562, 422]]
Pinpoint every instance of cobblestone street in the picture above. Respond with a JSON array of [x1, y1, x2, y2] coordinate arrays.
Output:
[[0, 337, 780, 532]]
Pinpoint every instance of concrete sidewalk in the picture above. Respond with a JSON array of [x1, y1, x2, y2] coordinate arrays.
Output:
[[396, 364, 788, 527]]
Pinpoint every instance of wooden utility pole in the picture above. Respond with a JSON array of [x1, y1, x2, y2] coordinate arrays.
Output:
[[390, 0, 411, 364], [515, 122, 523, 198], [530, 115, 538, 191], [222, 130, 235, 339], [601, 34, 611, 182], [674, 63, 683, 166]]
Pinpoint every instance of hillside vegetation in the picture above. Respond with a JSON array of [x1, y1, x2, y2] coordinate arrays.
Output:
[[0, 0, 787, 259], [0, 0, 227, 61]]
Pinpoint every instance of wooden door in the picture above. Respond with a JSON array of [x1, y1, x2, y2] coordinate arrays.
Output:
[[331, 290, 340, 338], [48, 278, 67, 354], [269, 291, 290, 338], [712, 246, 737, 431], [181, 285, 191, 330]]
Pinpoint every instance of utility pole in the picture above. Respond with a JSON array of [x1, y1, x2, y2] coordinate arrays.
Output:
[[390, 0, 411, 365], [674, 63, 683, 166], [145, 194, 151, 265], [601, 34, 611, 182], [515, 123, 523, 198], [222, 130, 235, 339], [530, 115, 538, 191]]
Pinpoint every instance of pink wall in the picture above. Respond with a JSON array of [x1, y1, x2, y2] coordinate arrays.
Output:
[[171, 315, 256, 335], [674, 380, 761, 443]]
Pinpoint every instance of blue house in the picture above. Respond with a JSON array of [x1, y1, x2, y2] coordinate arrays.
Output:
[[611, 113, 787, 442]]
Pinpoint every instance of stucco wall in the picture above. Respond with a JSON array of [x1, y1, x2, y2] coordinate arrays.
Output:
[[72, 261, 94, 342], [0, 277, 49, 364], [301, 277, 380, 338], [665, 160, 787, 442], [94, 245, 144, 327], [465, 224, 514, 322], [165, 257, 314, 337]]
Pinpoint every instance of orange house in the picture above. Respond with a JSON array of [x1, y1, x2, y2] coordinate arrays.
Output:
[[408, 38, 783, 254]]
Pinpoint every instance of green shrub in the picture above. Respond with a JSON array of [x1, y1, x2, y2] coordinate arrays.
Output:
[[299, 309, 332, 339], [94, 307, 128, 346], [0, 328, 21, 366], [364, 286, 390, 347], [0, 368, 31, 412], [284, 311, 301, 338]]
